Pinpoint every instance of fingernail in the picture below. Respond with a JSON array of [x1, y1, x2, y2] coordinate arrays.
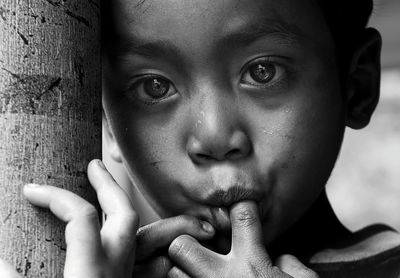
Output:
[[97, 159, 106, 169], [201, 221, 215, 234], [26, 183, 40, 188]]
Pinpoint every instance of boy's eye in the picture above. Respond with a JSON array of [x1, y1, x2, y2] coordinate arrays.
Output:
[[249, 63, 275, 83], [241, 59, 285, 88], [144, 78, 170, 98], [129, 76, 178, 104]]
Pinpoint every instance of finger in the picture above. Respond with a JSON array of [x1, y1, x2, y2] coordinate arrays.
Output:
[[230, 201, 265, 254], [168, 266, 191, 278], [276, 255, 319, 278], [87, 159, 139, 265], [134, 256, 172, 278], [136, 215, 215, 261], [168, 234, 223, 277], [23, 184, 102, 277], [0, 259, 21, 278]]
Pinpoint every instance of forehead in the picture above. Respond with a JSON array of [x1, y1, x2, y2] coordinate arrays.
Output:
[[111, 0, 331, 50]]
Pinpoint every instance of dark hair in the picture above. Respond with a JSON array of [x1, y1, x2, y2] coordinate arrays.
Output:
[[102, 0, 374, 68], [101, 0, 114, 53], [316, 0, 374, 69]]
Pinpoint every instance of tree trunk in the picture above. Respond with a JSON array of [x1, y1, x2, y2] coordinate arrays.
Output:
[[0, 1, 101, 277]]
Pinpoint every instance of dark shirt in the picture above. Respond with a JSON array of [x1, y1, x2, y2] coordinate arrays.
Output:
[[268, 191, 400, 277]]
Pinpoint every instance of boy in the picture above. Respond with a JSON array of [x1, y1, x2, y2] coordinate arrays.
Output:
[[1, 0, 400, 277]]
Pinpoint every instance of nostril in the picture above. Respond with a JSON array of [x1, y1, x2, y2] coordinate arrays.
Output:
[[225, 148, 242, 160], [196, 153, 215, 161], [187, 130, 252, 164], [190, 152, 219, 165]]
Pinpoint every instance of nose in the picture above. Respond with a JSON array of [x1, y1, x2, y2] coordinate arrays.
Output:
[[187, 130, 252, 164], [186, 95, 252, 165]]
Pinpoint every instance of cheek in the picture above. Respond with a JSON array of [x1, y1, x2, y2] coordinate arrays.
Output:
[[109, 98, 180, 172], [109, 108, 192, 216], [250, 76, 345, 240], [259, 64, 344, 173]]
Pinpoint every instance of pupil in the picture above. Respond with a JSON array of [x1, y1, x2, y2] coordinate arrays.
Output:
[[250, 63, 275, 83], [144, 78, 169, 98]]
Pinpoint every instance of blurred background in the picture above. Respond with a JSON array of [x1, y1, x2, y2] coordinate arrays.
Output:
[[327, 0, 400, 231], [103, 0, 400, 230]]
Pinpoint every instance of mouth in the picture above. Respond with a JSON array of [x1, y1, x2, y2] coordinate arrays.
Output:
[[203, 186, 265, 207], [194, 187, 267, 233], [184, 163, 270, 229], [197, 200, 267, 254]]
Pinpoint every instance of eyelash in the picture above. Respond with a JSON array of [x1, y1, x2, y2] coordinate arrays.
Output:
[[125, 74, 178, 105], [239, 56, 290, 91], [125, 57, 291, 105]]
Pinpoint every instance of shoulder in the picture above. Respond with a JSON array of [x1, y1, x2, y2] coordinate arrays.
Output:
[[308, 224, 400, 278]]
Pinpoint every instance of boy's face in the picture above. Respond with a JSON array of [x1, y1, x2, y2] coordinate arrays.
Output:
[[104, 0, 345, 247]]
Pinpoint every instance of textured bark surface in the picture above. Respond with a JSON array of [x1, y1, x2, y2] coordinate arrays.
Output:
[[0, 0, 101, 277]]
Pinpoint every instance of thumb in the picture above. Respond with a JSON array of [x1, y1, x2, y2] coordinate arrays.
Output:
[[0, 259, 21, 278], [230, 201, 266, 254]]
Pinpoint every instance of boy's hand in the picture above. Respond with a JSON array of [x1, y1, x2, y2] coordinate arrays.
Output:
[[168, 201, 319, 278], [133, 215, 215, 277], [21, 159, 139, 278]]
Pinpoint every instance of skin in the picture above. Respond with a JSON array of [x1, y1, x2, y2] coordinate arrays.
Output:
[[1, 161, 317, 277], [1, 0, 382, 277], [104, 0, 344, 247]]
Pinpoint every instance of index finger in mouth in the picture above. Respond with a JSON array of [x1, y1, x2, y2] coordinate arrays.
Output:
[[230, 200, 264, 253]]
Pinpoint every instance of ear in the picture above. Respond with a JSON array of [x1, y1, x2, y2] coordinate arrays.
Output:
[[345, 28, 382, 130], [103, 111, 123, 163]]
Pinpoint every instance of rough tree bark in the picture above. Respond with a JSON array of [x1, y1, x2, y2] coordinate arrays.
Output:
[[0, 0, 101, 277]]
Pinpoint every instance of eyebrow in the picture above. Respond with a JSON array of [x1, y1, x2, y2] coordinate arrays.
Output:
[[117, 38, 180, 59], [219, 19, 306, 48], [116, 18, 306, 60]]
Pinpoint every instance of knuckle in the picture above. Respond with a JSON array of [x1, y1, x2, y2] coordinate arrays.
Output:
[[64, 202, 98, 222], [269, 266, 289, 277], [294, 269, 318, 278], [167, 266, 179, 278], [178, 215, 199, 228], [168, 266, 190, 278], [274, 254, 319, 278], [301, 269, 319, 278], [178, 214, 192, 222], [64, 204, 100, 241], [275, 254, 291, 267], [234, 208, 257, 227], [76, 203, 98, 219], [175, 215, 204, 234], [169, 234, 193, 258]]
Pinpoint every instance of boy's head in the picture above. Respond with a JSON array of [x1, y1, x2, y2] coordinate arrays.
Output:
[[102, 0, 381, 249]]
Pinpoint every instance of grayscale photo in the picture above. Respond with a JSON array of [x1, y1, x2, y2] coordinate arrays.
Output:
[[0, 0, 399, 277]]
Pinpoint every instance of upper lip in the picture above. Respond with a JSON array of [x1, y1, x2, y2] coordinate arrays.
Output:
[[200, 186, 265, 207]]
